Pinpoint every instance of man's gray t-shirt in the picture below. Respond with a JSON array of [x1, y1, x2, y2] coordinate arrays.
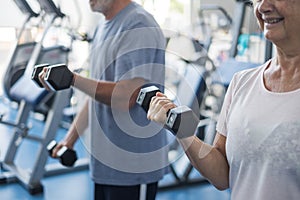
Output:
[[88, 2, 169, 185]]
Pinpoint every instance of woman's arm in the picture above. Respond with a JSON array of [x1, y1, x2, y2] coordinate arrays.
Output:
[[147, 92, 229, 190], [179, 133, 229, 190]]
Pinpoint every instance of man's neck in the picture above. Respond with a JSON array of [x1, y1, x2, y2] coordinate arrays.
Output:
[[104, 0, 131, 20]]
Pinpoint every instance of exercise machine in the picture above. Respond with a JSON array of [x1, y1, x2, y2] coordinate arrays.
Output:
[[3, 0, 69, 105], [3, 0, 40, 102], [0, 0, 88, 195]]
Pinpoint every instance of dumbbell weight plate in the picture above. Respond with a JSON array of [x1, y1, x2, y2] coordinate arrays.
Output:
[[57, 146, 78, 167], [44, 64, 74, 91], [165, 105, 199, 138]]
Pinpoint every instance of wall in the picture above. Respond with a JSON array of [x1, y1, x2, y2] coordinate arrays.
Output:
[[0, 0, 25, 27], [0, 0, 101, 34]]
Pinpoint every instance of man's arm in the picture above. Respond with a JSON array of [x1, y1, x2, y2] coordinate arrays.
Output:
[[52, 98, 89, 157], [72, 74, 146, 110], [37, 67, 146, 110]]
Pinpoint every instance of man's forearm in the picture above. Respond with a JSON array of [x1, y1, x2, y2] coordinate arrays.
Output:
[[64, 99, 89, 147], [72, 73, 145, 110]]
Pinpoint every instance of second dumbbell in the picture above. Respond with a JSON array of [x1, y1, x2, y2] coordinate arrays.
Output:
[[47, 140, 78, 167], [136, 86, 199, 138], [165, 105, 199, 138]]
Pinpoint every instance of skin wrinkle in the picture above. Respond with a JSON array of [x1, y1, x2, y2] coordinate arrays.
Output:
[[254, 0, 300, 93]]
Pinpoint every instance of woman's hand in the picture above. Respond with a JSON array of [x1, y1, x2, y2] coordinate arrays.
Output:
[[147, 92, 176, 124]]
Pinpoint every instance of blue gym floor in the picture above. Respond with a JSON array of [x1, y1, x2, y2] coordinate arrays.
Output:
[[0, 98, 230, 200]]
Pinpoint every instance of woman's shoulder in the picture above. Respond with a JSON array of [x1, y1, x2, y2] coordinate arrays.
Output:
[[235, 62, 265, 77], [233, 60, 270, 83], [228, 60, 271, 93]]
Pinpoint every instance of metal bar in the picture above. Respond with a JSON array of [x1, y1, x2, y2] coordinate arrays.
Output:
[[44, 158, 89, 177], [3, 101, 32, 163], [229, 2, 247, 57]]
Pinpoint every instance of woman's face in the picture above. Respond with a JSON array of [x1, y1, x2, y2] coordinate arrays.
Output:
[[254, 0, 300, 45]]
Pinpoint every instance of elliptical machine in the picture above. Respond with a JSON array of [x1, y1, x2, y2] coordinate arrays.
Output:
[[0, 0, 88, 195], [3, 0, 69, 115]]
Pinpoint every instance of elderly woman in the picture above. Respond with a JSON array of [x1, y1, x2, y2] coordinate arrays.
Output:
[[147, 0, 300, 199]]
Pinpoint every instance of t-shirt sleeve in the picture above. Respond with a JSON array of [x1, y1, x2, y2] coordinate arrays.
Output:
[[114, 26, 166, 85], [216, 73, 238, 136]]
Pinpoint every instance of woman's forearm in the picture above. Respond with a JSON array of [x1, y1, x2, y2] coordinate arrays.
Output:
[[179, 135, 229, 190]]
